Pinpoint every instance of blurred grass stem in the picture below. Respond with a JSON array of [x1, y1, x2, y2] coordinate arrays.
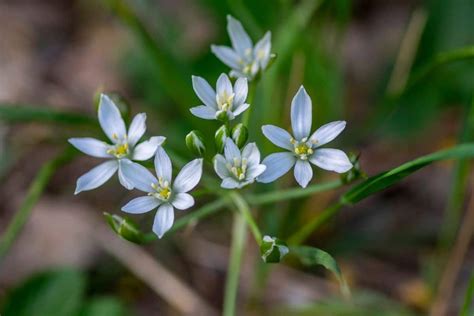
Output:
[[0, 149, 75, 260], [223, 211, 247, 316], [430, 186, 474, 316]]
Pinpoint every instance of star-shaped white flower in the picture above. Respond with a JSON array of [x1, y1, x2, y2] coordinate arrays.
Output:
[[121, 147, 203, 238], [211, 15, 273, 80], [190, 73, 249, 121], [69, 94, 165, 194], [257, 86, 353, 188], [214, 138, 266, 189]]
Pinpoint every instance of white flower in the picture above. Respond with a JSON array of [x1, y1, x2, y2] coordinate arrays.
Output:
[[121, 147, 203, 238], [257, 86, 353, 188], [211, 15, 273, 80], [69, 94, 165, 194], [190, 73, 249, 121], [214, 138, 266, 189]]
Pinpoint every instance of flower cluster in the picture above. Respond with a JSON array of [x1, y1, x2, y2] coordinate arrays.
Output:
[[70, 16, 353, 239], [70, 96, 203, 238]]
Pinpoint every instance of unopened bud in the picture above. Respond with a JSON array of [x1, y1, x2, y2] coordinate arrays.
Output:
[[260, 235, 289, 263], [215, 125, 230, 153], [185, 130, 206, 157], [231, 123, 248, 148], [104, 212, 144, 244], [341, 152, 366, 184]]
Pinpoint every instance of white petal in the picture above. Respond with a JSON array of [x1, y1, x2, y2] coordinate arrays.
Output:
[[171, 193, 195, 210], [118, 163, 134, 190], [132, 136, 166, 161], [127, 113, 147, 147], [291, 86, 312, 140], [246, 164, 266, 179], [68, 138, 111, 158], [122, 196, 160, 214], [242, 142, 260, 166], [254, 31, 272, 69], [233, 77, 248, 105], [74, 160, 118, 194], [190, 106, 217, 120], [216, 73, 233, 101], [310, 121, 346, 147], [261, 125, 293, 151], [294, 160, 313, 188], [211, 45, 242, 70], [173, 158, 203, 193], [224, 138, 241, 162], [221, 177, 240, 189], [214, 154, 230, 179], [257, 152, 296, 183], [153, 203, 174, 239], [154, 146, 173, 182], [98, 94, 126, 143], [232, 103, 250, 117], [119, 159, 156, 192], [192, 76, 217, 109], [309, 149, 353, 173], [226, 15, 253, 57]]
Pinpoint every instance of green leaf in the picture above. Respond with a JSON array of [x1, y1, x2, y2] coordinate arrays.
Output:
[[290, 246, 349, 296], [270, 291, 417, 316], [0, 105, 95, 126], [341, 143, 474, 204], [460, 272, 474, 316], [2, 268, 86, 316], [0, 149, 76, 259], [79, 297, 127, 316]]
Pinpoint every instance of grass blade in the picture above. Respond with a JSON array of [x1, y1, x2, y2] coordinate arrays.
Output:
[[0, 105, 95, 126], [0, 149, 75, 259]]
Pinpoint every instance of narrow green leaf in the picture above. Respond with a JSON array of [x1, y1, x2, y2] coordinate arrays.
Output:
[[290, 245, 350, 297], [0, 149, 76, 259], [460, 272, 474, 316], [2, 268, 86, 316], [0, 105, 95, 126], [101, 0, 192, 108], [342, 144, 474, 204]]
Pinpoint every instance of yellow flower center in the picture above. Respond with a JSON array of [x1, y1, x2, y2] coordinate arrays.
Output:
[[107, 142, 129, 158], [150, 177, 172, 201], [228, 157, 248, 181], [217, 91, 234, 112], [291, 138, 313, 160]]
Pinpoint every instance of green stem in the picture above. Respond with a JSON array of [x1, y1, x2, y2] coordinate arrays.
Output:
[[438, 98, 474, 249], [0, 149, 75, 259], [142, 197, 229, 242], [287, 201, 343, 246], [241, 80, 257, 126], [246, 179, 343, 205], [223, 212, 247, 316], [230, 192, 262, 244]]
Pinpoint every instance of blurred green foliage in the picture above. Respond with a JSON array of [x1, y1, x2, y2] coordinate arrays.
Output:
[[1, 268, 128, 316]]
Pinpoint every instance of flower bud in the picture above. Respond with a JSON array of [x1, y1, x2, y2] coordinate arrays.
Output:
[[260, 235, 289, 263], [231, 123, 248, 148], [185, 130, 206, 157], [104, 212, 144, 244], [215, 125, 230, 153], [340, 152, 366, 184]]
